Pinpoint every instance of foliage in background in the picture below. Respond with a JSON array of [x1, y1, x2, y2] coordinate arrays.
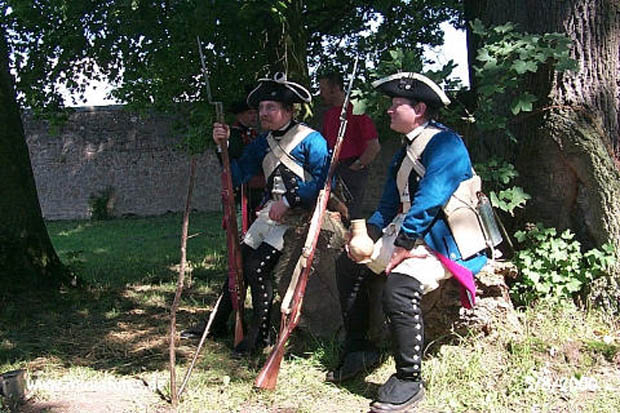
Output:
[[2, 1, 461, 113], [2, 1, 467, 158], [467, 19, 577, 159], [511, 223, 617, 310], [474, 157, 530, 216]]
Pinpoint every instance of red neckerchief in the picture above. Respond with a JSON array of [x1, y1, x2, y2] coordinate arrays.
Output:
[[232, 121, 258, 145]]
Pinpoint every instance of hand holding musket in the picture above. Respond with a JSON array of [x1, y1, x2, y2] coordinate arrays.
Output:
[[212, 122, 230, 145]]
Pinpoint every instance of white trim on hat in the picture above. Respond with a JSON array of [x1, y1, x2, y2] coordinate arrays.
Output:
[[249, 72, 312, 104], [371, 72, 451, 106]]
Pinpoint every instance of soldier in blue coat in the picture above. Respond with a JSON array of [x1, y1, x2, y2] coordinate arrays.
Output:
[[184, 73, 329, 356], [327, 72, 487, 413]]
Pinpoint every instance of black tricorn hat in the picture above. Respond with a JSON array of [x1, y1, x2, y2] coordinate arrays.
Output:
[[372, 72, 451, 108], [230, 85, 256, 114], [247, 72, 312, 108], [230, 99, 252, 114]]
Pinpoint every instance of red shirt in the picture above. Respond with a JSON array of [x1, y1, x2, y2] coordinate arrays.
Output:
[[322, 104, 378, 160]]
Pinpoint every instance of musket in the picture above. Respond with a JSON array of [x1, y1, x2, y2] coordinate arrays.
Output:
[[196, 36, 245, 346], [175, 38, 246, 400], [254, 56, 359, 390]]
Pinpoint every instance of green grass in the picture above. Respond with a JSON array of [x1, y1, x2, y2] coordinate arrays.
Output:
[[46, 212, 226, 287], [1, 213, 619, 412]]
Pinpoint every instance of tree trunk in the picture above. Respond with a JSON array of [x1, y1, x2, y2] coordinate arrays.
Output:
[[0, 28, 67, 291], [465, 0, 620, 252]]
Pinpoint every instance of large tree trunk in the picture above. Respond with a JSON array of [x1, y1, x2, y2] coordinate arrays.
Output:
[[465, 0, 620, 252], [0, 28, 67, 291]]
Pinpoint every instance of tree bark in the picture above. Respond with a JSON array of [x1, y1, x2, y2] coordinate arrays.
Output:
[[0, 28, 67, 291], [465, 0, 620, 252]]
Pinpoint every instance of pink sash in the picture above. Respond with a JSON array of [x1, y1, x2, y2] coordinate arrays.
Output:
[[435, 252, 476, 309]]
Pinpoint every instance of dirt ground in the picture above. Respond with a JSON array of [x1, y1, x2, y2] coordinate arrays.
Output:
[[16, 376, 170, 413]]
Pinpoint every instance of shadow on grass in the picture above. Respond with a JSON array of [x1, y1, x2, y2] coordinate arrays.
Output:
[[0, 213, 381, 412], [0, 278, 223, 376], [0, 213, 240, 374]]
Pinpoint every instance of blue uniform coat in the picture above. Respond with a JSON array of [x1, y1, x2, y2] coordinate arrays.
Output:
[[230, 126, 329, 209], [367, 122, 487, 274]]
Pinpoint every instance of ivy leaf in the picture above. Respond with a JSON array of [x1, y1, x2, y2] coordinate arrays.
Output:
[[511, 93, 538, 115], [512, 59, 537, 74], [470, 19, 486, 36], [478, 83, 501, 97], [496, 186, 530, 215], [514, 230, 527, 243], [494, 23, 515, 34], [483, 58, 499, 71], [565, 279, 582, 293], [476, 48, 493, 62]]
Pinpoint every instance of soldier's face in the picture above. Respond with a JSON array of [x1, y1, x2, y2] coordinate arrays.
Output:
[[259, 100, 293, 131], [387, 97, 425, 134], [319, 79, 336, 106], [237, 109, 258, 128]]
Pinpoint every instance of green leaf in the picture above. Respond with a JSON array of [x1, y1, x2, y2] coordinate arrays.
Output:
[[494, 23, 515, 34], [514, 230, 527, 243], [478, 83, 501, 97], [476, 48, 493, 62], [470, 19, 486, 36], [512, 59, 538, 74], [483, 58, 499, 71], [565, 279, 582, 293], [510, 93, 538, 115]]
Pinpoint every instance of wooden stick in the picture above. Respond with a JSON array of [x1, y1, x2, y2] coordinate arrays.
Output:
[[177, 294, 223, 399], [169, 156, 197, 406]]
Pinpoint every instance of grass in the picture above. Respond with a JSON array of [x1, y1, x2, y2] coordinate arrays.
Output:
[[1, 212, 619, 412], [47, 212, 227, 287]]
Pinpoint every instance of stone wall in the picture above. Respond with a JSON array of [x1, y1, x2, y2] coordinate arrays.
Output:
[[24, 105, 399, 221], [24, 106, 222, 220]]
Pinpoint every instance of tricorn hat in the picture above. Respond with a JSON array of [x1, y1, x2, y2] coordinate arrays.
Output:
[[372, 72, 451, 108], [247, 72, 312, 108], [230, 99, 252, 114], [230, 85, 256, 114]]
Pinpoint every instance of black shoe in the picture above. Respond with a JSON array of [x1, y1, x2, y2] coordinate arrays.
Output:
[[231, 338, 254, 358], [325, 350, 381, 383], [370, 375, 424, 412], [231, 327, 271, 358]]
